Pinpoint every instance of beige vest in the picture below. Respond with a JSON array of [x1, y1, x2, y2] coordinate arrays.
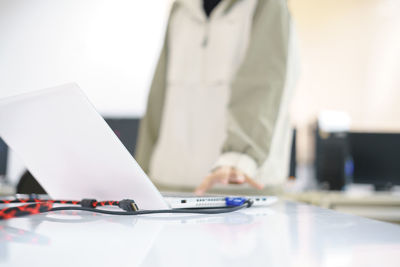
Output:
[[149, 0, 258, 188], [136, 0, 299, 191]]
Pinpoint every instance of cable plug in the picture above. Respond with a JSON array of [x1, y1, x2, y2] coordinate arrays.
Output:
[[81, 199, 97, 208], [118, 199, 139, 212], [225, 197, 247, 207]]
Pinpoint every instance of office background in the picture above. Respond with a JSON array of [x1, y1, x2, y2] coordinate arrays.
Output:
[[1, 3, 400, 265], [0, 0, 399, 184]]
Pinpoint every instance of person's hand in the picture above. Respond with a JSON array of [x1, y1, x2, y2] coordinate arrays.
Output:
[[194, 166, 264, 196]]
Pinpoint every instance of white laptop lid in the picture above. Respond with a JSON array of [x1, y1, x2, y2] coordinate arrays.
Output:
[[0, 83, 168, 210]]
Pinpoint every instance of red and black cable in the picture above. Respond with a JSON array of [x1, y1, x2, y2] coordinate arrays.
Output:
[[0, 198, 137, 220], [0, 197, 253, 220]]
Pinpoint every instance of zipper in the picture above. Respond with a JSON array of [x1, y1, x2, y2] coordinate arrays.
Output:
[[202, 20, 210, 47], [201, 18, 210, 83]]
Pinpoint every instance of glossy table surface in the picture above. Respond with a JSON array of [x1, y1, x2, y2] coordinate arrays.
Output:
[[1, 199, 400, 267]]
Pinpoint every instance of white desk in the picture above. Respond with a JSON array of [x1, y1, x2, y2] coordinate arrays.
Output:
[[1, 200, 400, 267], [284, 191, 400, 223]]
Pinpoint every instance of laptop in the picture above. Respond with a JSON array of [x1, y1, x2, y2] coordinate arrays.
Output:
[[0, 84, 277, 210]]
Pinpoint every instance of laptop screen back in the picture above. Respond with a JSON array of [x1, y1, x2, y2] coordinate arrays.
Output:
[[0, 84, 168, 210]]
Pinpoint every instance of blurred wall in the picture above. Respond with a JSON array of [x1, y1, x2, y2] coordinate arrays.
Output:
[[0, 0, 169, 183], [289, 0, 400, 163], [1, 0, 399, 181], [0, 0, 168, 116]]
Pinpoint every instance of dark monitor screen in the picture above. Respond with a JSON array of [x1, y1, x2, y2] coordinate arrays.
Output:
[[348, 132, 400, 186], [0, 137, 7, 175], [104, 118, 140, 157]]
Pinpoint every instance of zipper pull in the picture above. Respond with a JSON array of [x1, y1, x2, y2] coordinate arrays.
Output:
[[202, 35, 208, 47], [202, 22, 209, 47]]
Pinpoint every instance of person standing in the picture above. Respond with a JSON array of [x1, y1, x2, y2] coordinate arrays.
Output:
[[136, 0, 298, 195]]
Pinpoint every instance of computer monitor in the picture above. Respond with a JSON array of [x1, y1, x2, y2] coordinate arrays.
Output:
[[104, 118, 140, 157], [348, 132, 400, 189], [0, 137, 7, 176]]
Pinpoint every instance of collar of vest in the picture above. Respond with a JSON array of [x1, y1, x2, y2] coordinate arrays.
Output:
[[174, 0, 242, 21]]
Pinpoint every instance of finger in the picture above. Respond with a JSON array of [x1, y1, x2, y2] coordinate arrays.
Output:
[[194, 174, 215, 196], [211, 166, 230, 184], [195, 168, 230, 195], [228, 168, 246, 184], [229, 177, 245, 184], [228, 174, 246, 184], [245, 176, 264, 190]]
